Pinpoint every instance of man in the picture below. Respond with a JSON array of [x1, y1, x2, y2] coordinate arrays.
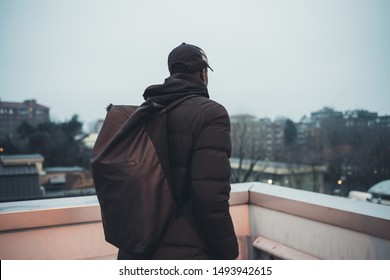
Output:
[[118, 43, 238, 260]]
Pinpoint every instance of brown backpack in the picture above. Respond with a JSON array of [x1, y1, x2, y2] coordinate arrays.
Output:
[[90, 96, 193, 255]]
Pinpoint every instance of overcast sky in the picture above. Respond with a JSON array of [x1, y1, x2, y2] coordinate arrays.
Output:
[[1, 0, 389, 129]]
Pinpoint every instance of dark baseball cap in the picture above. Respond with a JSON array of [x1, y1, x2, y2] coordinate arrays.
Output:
[[168, 43, 213, 74]]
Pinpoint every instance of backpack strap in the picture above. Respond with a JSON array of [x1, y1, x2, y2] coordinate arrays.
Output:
[[145, 94, 198, 200]]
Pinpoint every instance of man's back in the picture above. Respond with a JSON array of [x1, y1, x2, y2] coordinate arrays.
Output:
[[141, 72, 238, 259]]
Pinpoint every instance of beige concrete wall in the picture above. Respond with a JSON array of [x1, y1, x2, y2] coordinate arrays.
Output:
[[0, 202, 117, 260], [0, 205, 249, 260], [0, 221, 117, 260], [249, 205, 390, 259], [230, 204, 249, 236]]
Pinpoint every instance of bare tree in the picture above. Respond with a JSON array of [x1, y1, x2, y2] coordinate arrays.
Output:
[[230, 114, 266, 183]]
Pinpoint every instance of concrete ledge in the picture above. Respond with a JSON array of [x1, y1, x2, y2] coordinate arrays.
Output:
[[229, 182, 253, 205], [0, 196, 101, 231], [248, 182, 390, 240], [253, 236, 320, 260]]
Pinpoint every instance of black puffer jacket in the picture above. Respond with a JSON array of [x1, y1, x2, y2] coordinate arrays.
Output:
[[143, 73, 238, 260]]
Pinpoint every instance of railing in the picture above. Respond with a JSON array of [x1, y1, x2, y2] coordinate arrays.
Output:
[[0, 182, 389, 260]]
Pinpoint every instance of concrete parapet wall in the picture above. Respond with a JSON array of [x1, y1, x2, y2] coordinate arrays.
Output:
[[0, 183, 389, 259]]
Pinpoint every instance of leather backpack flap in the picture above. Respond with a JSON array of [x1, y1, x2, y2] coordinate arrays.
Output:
[[91, 105, 138, 160]]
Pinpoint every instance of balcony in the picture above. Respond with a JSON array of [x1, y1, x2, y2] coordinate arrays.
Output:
[[0, 182, 389, 260]]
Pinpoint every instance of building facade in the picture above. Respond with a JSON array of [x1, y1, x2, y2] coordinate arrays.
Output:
[[0, 99, 50, 138]]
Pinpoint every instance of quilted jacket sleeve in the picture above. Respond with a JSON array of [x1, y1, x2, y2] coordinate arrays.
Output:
[[191, 102, 239, 260]]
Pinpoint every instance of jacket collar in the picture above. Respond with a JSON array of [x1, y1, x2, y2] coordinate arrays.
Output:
[[143, 73, 209, 102]]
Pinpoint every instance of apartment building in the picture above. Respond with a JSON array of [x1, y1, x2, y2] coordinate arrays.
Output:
[[0, 99, 50, 138]]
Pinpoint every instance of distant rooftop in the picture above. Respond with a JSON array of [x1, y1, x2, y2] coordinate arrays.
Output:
[[0, 99, 49, 110], [0, 164, 38, 176], [45, 166, 84, 173], [0, 154, 44, 166]]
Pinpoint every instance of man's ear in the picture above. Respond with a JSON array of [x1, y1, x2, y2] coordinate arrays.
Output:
[[199, 70, 205, 81]]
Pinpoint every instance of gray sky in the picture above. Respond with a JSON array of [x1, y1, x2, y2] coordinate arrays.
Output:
[[1, 0, 389, 129]]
